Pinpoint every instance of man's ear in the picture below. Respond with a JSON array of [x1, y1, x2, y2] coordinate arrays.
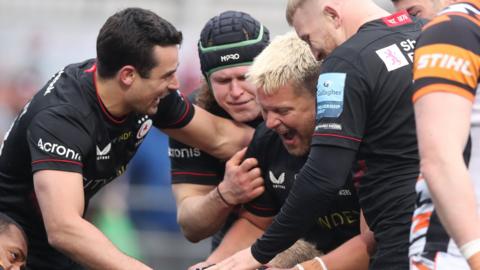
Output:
[[118, 65, 136, 87], [323, 5, 341, 28]]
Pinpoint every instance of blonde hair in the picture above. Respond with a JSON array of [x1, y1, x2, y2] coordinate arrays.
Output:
[[247, 31, 320, 96], [286, 0, 310, 25]]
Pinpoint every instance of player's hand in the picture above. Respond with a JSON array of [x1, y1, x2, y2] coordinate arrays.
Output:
[[188, 260, 215, 270], [209, 247, 261, 270], [218, 148, 264, 205], [468, 252, 480, 270]]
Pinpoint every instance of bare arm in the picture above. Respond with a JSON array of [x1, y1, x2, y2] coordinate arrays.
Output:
[[163, 105, 254, 160], [34, 170, 152, 270], [415, 93, 480, 245], [173, 183, 232, 242], [173, 148, 264, 242]]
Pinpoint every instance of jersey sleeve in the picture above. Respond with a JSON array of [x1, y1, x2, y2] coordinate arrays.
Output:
[[153, 90, 195, 129], [412, 12, 480, 103], [312, 57, 368, 151], [27, 106, 93, 174], [169, 137, 224, 185], [243, 127, 278, 217]]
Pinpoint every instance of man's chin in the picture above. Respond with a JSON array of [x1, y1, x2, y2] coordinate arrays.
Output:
[[145, 107, 158, 116], [284, 143, 309, 157]]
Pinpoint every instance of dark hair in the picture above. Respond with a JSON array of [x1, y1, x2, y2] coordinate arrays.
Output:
[[0, 212, 27, 244], [96, 7, 183, 79]]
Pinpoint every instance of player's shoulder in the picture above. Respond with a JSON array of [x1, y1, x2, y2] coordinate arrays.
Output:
[[418, 2, 480, 53], [34, 59, 97, 117]]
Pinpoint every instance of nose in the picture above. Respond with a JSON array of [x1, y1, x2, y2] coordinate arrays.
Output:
[[168, 74, 180, 90], [229, 79, 244, 99], [264, 111, 280, 129]]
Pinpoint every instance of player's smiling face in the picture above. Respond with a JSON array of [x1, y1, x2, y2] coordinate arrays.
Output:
[[128, 45, 180, 115], [257, 82, 316, 156]]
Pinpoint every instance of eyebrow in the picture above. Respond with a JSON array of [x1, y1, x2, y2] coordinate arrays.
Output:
[[162, 67, 177, 78]]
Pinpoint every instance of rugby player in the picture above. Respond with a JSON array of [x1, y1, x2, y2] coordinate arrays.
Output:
[[210, 0, 426, 269], [197, 32, 373, 270], [0, 7, 253, 270], [170, 10, 268, 250], [409, 1, 480, 269]]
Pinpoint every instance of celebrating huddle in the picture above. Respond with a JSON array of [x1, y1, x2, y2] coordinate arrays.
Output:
[[0, 0, 479, 270]]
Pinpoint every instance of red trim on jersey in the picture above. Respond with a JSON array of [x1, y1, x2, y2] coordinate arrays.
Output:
[[32, 159, 83, 167], [172, 171, 217, 177], [86, 63, 127, 125], [85, 63, 96, 73], [247, 204, 276, 212], [353, 160, 367, 190], [168, 92, 192, 127], [313, 133, 362, 142], [382, 10, 413, 27], [95, 76, 127, 125]]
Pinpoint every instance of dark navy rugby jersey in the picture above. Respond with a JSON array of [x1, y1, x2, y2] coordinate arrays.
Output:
[[169, 94, 230, 186], [243, 123, 360, 253], [312, 11, 422, 238], [0, 59, 194, 269], [252, 11, 425, 269], [169, 93, 261, 186]]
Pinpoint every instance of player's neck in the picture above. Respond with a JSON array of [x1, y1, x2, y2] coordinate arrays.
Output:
[[344, 3, 390, 37], [95, 72, 131, 119]]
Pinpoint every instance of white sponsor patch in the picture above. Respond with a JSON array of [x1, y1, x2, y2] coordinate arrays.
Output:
[[376, 44, 409, 71]]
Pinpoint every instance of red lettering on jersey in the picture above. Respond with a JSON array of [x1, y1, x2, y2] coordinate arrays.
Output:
[[382, 10, 413, 27]]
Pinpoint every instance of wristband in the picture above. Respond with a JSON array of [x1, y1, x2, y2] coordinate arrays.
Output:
[[315, 257, 328, 270], [296, 264, 305, 270], [216, 186, 234, 207], [460, 239, 480, 259]]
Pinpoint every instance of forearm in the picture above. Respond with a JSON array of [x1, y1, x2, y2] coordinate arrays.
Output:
[[414, 93, 480, 247], [177, 189, 234, 242], [49, 217, 151, 270], [163, 105, 254, 160], [252, 146, 356, 263], [422, 157, 480, 245]]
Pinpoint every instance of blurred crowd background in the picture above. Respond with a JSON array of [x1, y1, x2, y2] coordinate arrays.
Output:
[[0, 0, 393, 268]]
